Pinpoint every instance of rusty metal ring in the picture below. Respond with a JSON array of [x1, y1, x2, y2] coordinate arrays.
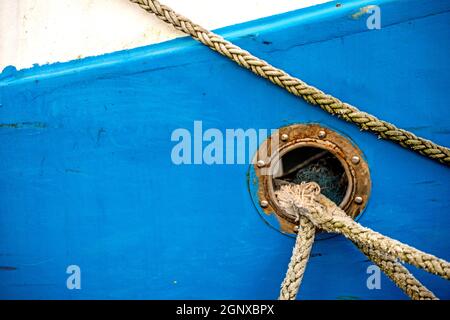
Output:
[[252, 123, 371, 234]]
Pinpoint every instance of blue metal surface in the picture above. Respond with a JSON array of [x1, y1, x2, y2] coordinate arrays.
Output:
[[0, 0, 449, 299]]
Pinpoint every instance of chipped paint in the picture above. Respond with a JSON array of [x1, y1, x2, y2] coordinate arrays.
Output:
[[351, 5, 378, 19], [0, 122, 47, 129], [0, 266, 17, 271]]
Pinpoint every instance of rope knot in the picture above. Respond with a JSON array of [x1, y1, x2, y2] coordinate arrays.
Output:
[[276, 182, 327, 226]]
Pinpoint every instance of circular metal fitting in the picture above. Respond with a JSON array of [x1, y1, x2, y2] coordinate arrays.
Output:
[[249, 124, 371, 235]]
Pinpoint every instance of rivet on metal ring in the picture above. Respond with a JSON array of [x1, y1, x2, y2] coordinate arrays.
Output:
[[318, 130, 327, 139], [351, 156, 360, 164], [257, 160, 266, 168]]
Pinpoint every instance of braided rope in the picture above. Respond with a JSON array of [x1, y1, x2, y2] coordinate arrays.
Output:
[[129, 0, 450, 166], [279, 216, 316, 300], [280, 229, 437, 300], [357, 244, 437, 300], [276, 182, 449, 300]]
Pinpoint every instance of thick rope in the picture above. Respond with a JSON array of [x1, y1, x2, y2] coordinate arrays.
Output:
[[281, 227, 437, 300], [129, 0, 450, 166], [279, 226, 438, 300], [277, 183, 437, 300], [358, 244, 437, 300], [279, 181, 318, 300], [279, 216, 316, 300], [276, 182, 449, 300], [278, 184, 450, 279]]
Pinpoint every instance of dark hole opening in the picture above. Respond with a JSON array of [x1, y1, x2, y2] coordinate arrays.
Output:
[[273, 146, 349, 205]]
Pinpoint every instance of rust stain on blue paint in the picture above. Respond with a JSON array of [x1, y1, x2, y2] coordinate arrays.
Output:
[[0, 266, 18, 271], [0, 122, 47, 129]]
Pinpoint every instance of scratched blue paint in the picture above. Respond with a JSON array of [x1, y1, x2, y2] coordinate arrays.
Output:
[[0, 0, 449, 299]]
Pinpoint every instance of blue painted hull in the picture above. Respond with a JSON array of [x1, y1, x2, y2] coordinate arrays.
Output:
[[0, 0, 449, 299]]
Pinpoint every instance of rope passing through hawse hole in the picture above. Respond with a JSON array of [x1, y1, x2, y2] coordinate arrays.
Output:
[[126, 0, 450, 299], [129, 0, 450, 166], [276, 182, 449, 300]]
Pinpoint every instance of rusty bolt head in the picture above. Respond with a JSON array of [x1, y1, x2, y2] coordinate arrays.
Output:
[[281, 134, 289, 142], [354, 196, 363, 204], [257, 160, 266, 168], [351, 156, 360, 164], [293, 226, 299, 233], [260, 200, 269, 208], [318, 130, 327, 139]]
